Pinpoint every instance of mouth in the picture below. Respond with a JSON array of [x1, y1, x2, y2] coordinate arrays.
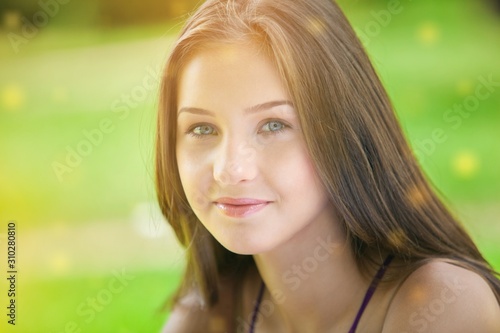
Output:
[[213, 198, 271, 218]]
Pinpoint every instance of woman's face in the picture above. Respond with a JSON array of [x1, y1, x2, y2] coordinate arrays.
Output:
[[176, 42, 335, 254]]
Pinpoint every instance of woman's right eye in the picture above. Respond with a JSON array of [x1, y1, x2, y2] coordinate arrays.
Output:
[[188, 124, 217, 138]]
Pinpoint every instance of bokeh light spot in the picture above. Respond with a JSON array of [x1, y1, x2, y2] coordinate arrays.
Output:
[[3, 11, 21, 30], [306, 16, 327, 36], [388, 228, 407, 249], [456, 80, 473, 96], [416, 22, 440, 46], [452, 151, 480, 179], [407, 185, 428, 207], [1, 84, 25, 111], [50, 252, 72, 275]]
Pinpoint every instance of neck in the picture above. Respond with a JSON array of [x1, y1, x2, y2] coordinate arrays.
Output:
[[252, 209, 369, 332]]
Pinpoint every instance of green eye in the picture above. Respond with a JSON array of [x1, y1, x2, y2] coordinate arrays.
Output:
[[262, 121, 285, 132], [192, 125, 216, 136]]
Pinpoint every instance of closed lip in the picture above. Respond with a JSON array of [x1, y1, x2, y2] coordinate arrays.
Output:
[[213, 197, 271, 218], [213, 197, 271, 205]]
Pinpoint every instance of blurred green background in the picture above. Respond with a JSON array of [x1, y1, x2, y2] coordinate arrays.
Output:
[[0, 0, 499, 332]]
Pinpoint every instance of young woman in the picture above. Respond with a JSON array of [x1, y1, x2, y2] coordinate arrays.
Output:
[[155, 0, 500, 332]]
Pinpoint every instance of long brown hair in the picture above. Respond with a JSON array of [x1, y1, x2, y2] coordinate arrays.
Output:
[[155, 0, 500, 307]]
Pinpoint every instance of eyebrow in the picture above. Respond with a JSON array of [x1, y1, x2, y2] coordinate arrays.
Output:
[[245, 100, 294, 113], [177, 100, 294, 117]]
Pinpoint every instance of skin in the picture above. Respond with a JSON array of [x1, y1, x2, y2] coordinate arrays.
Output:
[[176, 41, 335, 256], [166, 42, 500, 333]]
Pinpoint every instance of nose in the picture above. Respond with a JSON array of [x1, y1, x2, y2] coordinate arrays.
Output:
[[213, 137, 258, 186]]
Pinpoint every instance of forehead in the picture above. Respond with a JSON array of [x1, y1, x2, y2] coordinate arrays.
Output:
[[177, 42, 290, 111]]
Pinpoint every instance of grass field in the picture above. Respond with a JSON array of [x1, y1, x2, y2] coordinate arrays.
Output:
[[0, 0, 499, 332]]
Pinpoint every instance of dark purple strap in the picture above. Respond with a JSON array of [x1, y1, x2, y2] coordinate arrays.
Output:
[[249, 281, 266, 333], [248, 255, 393, 333], [348, 254, 394, 333]]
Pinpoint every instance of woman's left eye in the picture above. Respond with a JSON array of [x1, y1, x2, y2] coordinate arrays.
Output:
[[260, 120, 287, 133]]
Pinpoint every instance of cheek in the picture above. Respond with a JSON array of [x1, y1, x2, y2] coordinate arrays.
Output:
[[264, 141, 320, 192], [177, 146, 215, 210]]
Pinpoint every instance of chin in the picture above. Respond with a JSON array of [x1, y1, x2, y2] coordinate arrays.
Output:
[[217, 236, 273, 256]]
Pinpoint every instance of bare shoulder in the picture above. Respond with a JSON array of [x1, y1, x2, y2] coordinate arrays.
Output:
[[161, 292, 209, 333], [382, 260, 500, 333]]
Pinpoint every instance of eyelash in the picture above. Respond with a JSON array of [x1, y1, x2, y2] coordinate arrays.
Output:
[[185, 119, 290, 139], [186, 123, 215, 139], [261, 120, 288, 134]]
